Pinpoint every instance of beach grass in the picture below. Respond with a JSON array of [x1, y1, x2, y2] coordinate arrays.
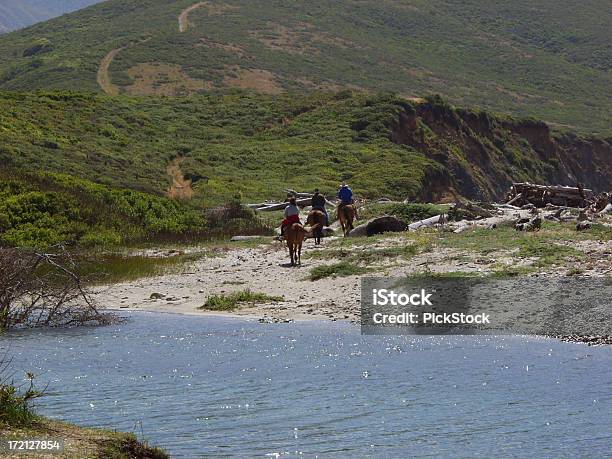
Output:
[[80, 252, 206, 286], [309, 262, 370, 281], [200, 290, 284, 311]]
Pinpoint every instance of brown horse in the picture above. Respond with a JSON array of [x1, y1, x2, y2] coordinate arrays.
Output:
[[285, 223, 320, 266], [338, 204, 355, 236], [306, 209, 326, 245]]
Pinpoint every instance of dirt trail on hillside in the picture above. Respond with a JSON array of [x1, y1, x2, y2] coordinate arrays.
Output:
[[97, 38, 151, 95], [166, 156, 193, 199], [179, 2, 207, 32], [97, 46, 126, 95]]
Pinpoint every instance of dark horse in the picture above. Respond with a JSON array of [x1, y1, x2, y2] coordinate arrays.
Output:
[[307, 209, 326, 245]]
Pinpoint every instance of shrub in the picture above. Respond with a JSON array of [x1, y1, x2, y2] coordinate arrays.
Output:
[[0, 369, 42, 427], [200, 290, 283, 311], [0, 170, 207, 248], [22, 38, 53, 57], [309, 262, 369, 280], [80, 229, 122, 247]]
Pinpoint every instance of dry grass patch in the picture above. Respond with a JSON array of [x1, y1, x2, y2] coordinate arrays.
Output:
[[1, 419, 167, 459], [249, 22, 314, 55], [124, 63, 212, 95], [223, 67, 283, 94], [249, 21, 357, 55]]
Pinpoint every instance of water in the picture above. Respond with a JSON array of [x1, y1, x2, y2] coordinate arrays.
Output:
[[2, 312, 611, 458]]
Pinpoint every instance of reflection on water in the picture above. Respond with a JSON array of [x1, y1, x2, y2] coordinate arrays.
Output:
[[1, 312, 611, 457]]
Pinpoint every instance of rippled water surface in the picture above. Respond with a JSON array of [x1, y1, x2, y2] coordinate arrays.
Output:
[[2, 312, 611, 457]]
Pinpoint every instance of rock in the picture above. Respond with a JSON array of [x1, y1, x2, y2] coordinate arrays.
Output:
[[576, 221, 592, 231], [515, 215, 542, 231], [347, 222, 369, 237], [453, 224, 471, 233], [349, 215, 407, 237], [348, 216, 407, 237], [150, 292, 165, 299]]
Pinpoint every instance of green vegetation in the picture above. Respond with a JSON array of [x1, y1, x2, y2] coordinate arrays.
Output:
[[438, 221, 592, 267], [432, 221, 603, 271], [309, 219, 608, 277], [307, 235, 433, 266], [101, 433, 168, 459], [0, 0, 609, 134], [0, 91, 444, 207], [200, 290, 283, 311], [0, 374, 40, 427], [0, 168, 206, 248], [309, 262, 370, 281], [79, 252, 206, 285], [2, 90, 608, 218]]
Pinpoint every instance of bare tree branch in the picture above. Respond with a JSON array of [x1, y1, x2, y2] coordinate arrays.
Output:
[[0, 246, 114, 330]]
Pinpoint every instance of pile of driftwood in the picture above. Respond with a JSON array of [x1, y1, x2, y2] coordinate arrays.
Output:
[[505, 182, 593, 208], [248, 189, 335, 211], [588, 192, 612, 214]]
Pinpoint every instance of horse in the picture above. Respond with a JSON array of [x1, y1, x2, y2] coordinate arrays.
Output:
[[285, 222, 320, 266], [337, 204, 355, 236], [306, 209, 326, 245]]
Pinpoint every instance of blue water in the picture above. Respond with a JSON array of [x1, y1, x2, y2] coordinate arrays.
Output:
[[1, 312, 611, 458]]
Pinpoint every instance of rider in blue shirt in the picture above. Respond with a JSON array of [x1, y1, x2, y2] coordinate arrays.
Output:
[[337, 183, 353, 204], [337, 182, 357, 219]]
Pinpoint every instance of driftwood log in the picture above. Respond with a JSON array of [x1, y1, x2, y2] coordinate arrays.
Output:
[[408, 214, 446, 230], [506, 183, 593, 208]]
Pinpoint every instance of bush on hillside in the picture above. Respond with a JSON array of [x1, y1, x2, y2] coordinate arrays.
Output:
[[0, 171, 206, 249]]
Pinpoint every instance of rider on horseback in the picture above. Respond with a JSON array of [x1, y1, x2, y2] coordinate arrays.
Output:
[[311, 189, 329, 226], [281, 196, 300, 237], [337, 182, 357, 219]]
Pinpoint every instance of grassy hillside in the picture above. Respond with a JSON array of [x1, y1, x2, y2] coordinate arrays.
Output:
[[1, 90, 610, 212], [0, 0, 609, 134], [0, 91, 446, 207], [0, 1, 102, 33]]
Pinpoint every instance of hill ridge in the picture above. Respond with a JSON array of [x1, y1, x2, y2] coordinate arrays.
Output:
[[0, 0, 610, 134]]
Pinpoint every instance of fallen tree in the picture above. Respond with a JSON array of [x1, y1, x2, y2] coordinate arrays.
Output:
[[0, 247, 113, 330]]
